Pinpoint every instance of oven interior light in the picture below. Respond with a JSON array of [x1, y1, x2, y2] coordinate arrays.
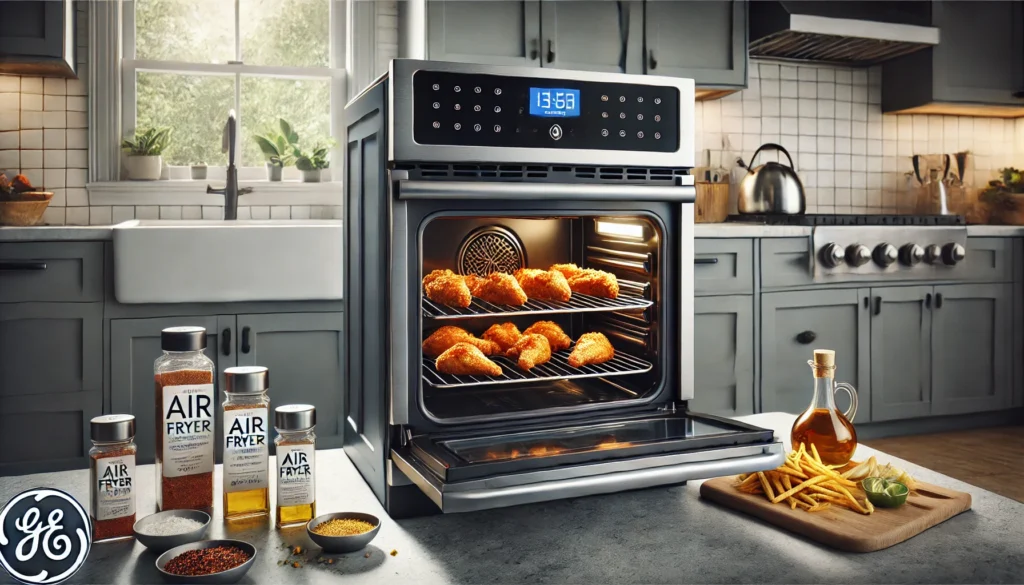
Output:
[[596, 220, 644, 239]]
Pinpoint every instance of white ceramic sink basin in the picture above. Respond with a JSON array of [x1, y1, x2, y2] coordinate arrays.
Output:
[[112, 219, 343, 303]]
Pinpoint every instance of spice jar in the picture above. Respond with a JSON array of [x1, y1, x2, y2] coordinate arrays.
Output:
[[155, 326, 215, 512], [222, 366, 271, 520], [274, 404, 316, 528], [90, 414, 137, 542]]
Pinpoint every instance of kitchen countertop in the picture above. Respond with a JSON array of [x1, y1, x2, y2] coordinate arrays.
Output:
[[0, 225, 114, 241], [2, 412, 1021, 584]]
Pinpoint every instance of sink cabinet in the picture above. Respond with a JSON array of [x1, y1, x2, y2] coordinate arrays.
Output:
[[692, 295, 754, 416]]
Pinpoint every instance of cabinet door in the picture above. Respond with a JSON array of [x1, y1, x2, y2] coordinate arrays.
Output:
[[0, 0, 76, 77], [0, 302, 102, 475], [870, 286, 932, 422], [541, 1, 637, 73], [644, 0, 747, 87], [427, 1, 541, 66], [690, 296, 754, 416], [761, 289, 870, 423], [110, 316, 232, 465], [236, 313, 344, 450], [931, 284, 1013, 415], [932, 1, 1024, 105]]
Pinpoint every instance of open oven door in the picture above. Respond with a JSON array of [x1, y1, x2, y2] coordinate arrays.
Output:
[[391, 409, 784, 513]]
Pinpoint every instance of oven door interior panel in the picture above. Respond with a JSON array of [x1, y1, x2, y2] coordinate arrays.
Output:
[[391, 411, 784, 513]]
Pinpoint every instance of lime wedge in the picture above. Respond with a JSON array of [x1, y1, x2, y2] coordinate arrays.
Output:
[[861, 477, 909, 508]]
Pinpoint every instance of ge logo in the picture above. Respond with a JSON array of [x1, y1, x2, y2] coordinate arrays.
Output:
[[0, 489, 91, 585]]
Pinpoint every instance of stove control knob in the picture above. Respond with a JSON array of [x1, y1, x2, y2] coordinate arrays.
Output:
[[924, 244, 943, 265], [845, 244, 871, 267], [899, 243, 924, 266], [873, 243, 898, 268], [942, 242, 966, 265], [820, 243, 845, 268]]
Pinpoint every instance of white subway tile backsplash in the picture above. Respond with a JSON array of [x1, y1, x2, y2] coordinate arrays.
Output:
[[798, 118, 816, 135], [20, 149, 40, 168], [270, 205, 291, 219], [0, 149, 18, 169], [43, 149, 66, 168], [43, 168, 65, 188], [202, 206, 222, 220], [781, 80, 798, 98], [814, 136, 831, 152], [43, 94, 65, 111], [780, 65, 798, 80], [66, 168, 86, 187], [291, 205, 311, 219], [235, 206, 252, 220], [66, 128, 86, 149], [41, 206, 65, 225], [22, 168, 42, 187], [0, 131, 17, 149], [112, 206, 135, 223], [2, 93, 24, 110], [798, 81, 816, 99], [817, 82, 835, 99], [66, 188, 88, 206], [65, 206, 88, 225], [67, 112, 86, 129], [0, 111, 19, 131], [835, 120, 852, 138], [852, 121, 867, 139], [181, 205, 202, 220], [250, 206, 270, 220], [90, 206, 112, 225], [43, 128, 65, 148], [42, 111, 65, 128], [135, 206, 158, 220], [20, 111, 41, 129], [160, 205, 182, 220], [67, 149, 87, 168], [0, 76, 19, 92], [761, 79, 780, 97], [43, 78, 66, 95], [780, 98, 798, 117]]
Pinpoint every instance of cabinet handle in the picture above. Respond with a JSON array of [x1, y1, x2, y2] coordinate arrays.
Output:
[[0, 261, 47, 271], [935, 293, 943, 309], [863, 296, 869, 308], [796, 330, 816, 344], [241, 326, 251, 354], [874, 296, 882, 316], [1013, 91, 1024, 99], [529, 38, 538, 61], [925, 293, 932, 308], [546, 39, 555, 63], [649, 49, 657, 70], [221, 328, 231, 356], [694, 257, 719, 265]]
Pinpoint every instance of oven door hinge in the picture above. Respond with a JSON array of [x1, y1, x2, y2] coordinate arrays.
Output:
[[657, 402, 679, 414], [398, 426, 413, 447]]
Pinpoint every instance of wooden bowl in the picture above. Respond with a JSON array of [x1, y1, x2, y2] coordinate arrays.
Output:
[[0, 193, 53, 226]]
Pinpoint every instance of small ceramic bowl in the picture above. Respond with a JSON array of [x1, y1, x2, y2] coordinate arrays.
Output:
[[156, 539, 256, 584], [306, 512, 381, 554], [133, 509, 211, 553]]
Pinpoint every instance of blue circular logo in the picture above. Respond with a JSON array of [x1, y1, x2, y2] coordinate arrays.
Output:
[[0, 489, 91, 585]]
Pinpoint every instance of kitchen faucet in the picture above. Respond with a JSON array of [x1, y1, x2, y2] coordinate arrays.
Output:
[[207, 110, 252, 220]]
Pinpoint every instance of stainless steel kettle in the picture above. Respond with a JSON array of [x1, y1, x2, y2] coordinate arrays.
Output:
[[737, 143, 806, 214]]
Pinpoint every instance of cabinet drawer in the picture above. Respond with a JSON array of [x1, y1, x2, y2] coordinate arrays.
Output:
[[0, 390, 101, 475], [759, 237, 813, 289], [954, 238, 1013, 283], [694, 239, 753, 295], [0, 242, 104, 302]]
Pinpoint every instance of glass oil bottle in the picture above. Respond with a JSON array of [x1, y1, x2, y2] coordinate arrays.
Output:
[[791, 349, 859, 466], [222, 366, 271, 520], [274, 404, 316, 528]]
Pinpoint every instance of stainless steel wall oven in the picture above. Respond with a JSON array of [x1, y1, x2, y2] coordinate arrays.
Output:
[[344, 60, 784, 517]]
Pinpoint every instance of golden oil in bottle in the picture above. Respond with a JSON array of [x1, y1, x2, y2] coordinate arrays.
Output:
[[222, 367, 271, 520], [274, 405, 317, 528]]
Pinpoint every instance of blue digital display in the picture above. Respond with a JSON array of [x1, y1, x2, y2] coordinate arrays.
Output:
[[529, 88, 580, 117]]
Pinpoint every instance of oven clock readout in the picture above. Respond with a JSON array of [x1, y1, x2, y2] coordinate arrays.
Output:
[[529, 88, 580, 117]]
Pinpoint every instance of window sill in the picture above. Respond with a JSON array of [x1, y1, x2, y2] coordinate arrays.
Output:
[[87, 180, 343, 207]]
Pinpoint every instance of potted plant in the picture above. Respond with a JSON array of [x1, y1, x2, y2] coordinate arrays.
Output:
[[979, 167, 1024, 225], [295, 141, 335, 183], [190, 163, 207, 180], [254, 119, 298, 181], [122, 127, 171, 181]]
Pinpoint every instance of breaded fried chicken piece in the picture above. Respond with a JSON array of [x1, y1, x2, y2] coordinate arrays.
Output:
[[465, 272, 528, 306], [423, 269, 472, 308], [522, 320, 572, 352], [423, 325, 500, 357], [436, 342, 503, 376], [550, 263, 580, 279], [568, 332, 615, 367], [505, 333, 552, 371], [566, 268, 619, 299], [514, 268, 572, 302], [482, 322, 522, 352]]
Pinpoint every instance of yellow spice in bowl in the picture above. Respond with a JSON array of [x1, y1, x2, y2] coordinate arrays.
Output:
[[312, 518, 375, 537]]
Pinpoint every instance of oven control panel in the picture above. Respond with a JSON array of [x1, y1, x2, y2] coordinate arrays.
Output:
[[412, 70, 680, 152]]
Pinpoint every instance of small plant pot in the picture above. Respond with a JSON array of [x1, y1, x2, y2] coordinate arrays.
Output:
[[266, 163, 283, 182], [301, 169, 322, 183], [190, 165, 208, 180], [125, 155, 163, 181]]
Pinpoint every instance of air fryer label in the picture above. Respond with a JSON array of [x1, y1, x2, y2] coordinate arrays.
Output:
[[161, 384, 215, 478], [224, 408, 269, 493], [93, 456, 135, 520], [276, 444, 315, 506]]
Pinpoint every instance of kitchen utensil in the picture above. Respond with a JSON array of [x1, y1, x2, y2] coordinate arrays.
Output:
[[155, 539, 256, 584], [306, 512, 381, 553], [0, 192, 52, 226], [134, 509, 211, 553], [695, 181, 730, 222], [699, 476, 971, 552], [737, 143, 806, 214]]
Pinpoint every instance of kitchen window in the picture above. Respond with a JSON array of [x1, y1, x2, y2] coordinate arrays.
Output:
[[120, 0, 345, 182]]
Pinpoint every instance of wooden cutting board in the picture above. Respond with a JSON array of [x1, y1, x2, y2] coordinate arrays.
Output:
[[700, 475, 972, 553]]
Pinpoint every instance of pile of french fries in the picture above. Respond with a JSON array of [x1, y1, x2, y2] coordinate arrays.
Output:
[[734, 443, 875, 515]]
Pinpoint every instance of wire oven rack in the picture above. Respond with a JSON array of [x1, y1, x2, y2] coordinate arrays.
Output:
[[423, 293, 653, 319], [422, 349, 654, 389]]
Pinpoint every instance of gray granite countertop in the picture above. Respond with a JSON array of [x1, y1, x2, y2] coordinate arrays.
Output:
[[1, 413, 1021, 584], [695, 223, 813, 238], [0, 225, 113, 242]]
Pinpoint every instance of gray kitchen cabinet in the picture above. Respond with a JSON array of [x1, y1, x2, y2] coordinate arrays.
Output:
[[694, 238, 754, 295], [870, 286, 932, 422], [0, 242, 104, 303], [644, 0, 747, 87], [761, 289, 871, 423], [930, 284, 1013, 416], [541, 1, 641, 73], [235, 312, 345, 450], [691, 295, 754, 416], [427, 1, 541, 66], [0, 302, 102, 475]]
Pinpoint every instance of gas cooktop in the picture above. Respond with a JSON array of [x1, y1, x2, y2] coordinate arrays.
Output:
[[726, 214, 965, 227]]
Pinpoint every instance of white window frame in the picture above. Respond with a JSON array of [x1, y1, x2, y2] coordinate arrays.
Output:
[[119, 0, 346, 183]]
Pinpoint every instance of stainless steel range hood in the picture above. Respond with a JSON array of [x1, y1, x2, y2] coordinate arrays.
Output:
[[749, 1, 940, 66]]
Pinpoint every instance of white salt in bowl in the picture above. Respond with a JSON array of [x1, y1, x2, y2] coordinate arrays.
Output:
[[134, 509, 211, 553]]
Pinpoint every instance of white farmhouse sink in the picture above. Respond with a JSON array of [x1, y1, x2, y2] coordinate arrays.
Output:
[[112, 220, 344, 304]]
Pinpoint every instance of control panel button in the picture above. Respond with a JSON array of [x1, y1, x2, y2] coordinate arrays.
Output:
[[432, 102, 440, 109], [899, 243, 924, 266], [494, 125, 501, 133], [432, 83, 439, 91], [654, 97, 661, 105], [601, 129, 609, 137], [494, 88, 502, 95], [637, 114, 644, 121], [654, 132, 661, 139], [474, 86, 482, 93], [474, 105, 481, 112], [494, 106, 501, 113], [846, 244, 871, 267], [637, 131, 644, 138], [872, 243, 898, 267], [432, 121, 440, 129], [619, 112, 626, 119], [549, 124, 563, 140], [473, 124, 482, 132], [454, 85, 461, 92], [454, 123, 462, 130], [454, 103, 461, 110], [942, 243, 966, 265], [637, 96, 643, 103], [654, 115, 661, 122], [619, 96, 626, 102], [601, 95, 609, 102], [618, 130, 626, 137]]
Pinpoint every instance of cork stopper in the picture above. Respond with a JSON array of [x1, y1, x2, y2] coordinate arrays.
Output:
[[811, 349, 836, 378]]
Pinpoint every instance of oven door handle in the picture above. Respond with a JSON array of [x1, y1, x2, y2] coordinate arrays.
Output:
[[395, 180, 696, 203]]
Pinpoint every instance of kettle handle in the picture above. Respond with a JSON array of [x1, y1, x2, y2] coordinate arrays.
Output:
[[749, 143, 796, 172]]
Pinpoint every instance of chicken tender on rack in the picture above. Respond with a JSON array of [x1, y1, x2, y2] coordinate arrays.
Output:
[[547, 264, 620, 299], [514, 268, 572, 302], [505, 333, 552, 371], [550, 263, 580, 279], [522, 320, 572, 352], [568, 332, 615, 367], [465, 272, 528, 306], [482, 322, 522, 352], [423, 269, 472, 308], [423, 325, 500, 357], [435, 342, 503, 377]]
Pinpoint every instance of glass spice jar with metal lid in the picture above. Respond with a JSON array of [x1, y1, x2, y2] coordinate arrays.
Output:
[[90, 414, 137, 542], [274, 404, 316, 528], [222, 366, 271, 520], [155, 326, 215, 512]]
